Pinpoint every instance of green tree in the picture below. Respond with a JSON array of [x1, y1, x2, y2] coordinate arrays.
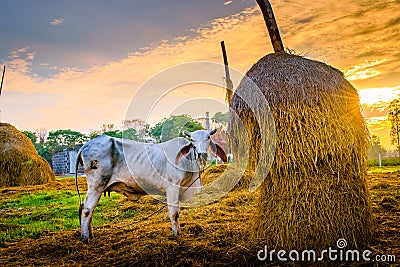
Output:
[[122, 128, 139, 141], [22, 130, 53, 164], [89, 128, 139, 141], [22, 130, 52, 164], [103, 130, 122, 139], [35, 143, 53, 164], [212, 111, 229, 126], [150, 115, 203, 142], [88, 130, 102, 140], [389, 99, 400, 156], [122, 119, 149, 141], [47, 129, 88, 152], [150, 119, 166, 143], [22, 130, 37, 144]]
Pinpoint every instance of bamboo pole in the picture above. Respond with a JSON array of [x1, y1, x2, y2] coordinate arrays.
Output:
[[256, 0, 285, 53], [220, 41, 233, 105], [0, 66, 5, 96]]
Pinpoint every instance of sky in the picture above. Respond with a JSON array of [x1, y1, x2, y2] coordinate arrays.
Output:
[[0, 0, 399, 149]]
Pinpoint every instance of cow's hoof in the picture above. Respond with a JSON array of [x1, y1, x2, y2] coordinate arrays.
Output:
[[171, 232, 180, 238], [82, 236, 89, 244]]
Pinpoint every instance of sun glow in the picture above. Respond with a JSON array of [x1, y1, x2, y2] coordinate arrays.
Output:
[[358, 86, 400, 107]]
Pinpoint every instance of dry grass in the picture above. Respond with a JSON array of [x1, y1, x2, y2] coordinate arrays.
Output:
[[0, 123, 54, 187], [0, 171, 397, 266], [201, 164, 254, 189], [229, 53, 374, 250], [367, 172, 400, 260]]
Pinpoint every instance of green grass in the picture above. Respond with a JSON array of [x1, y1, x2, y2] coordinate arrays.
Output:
[[368, 158, 400, 167], [55, 175, 76, 180], [0, 190, 138, 242], [368, 165, 400, 173]]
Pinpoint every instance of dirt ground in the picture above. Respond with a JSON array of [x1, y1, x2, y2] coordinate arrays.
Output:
[[0, 171, 398, 267]]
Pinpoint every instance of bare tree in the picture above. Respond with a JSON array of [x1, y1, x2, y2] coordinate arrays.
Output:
[[101, 124, 115, 133], [122, 119, 149, 141], [35, 128, 48, 145]]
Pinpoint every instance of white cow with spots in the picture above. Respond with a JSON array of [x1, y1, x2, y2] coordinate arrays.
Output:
[[75, 129, 227, 243]]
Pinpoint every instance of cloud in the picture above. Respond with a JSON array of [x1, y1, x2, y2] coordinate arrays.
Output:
[[344, 59, 388, 81], [1, 0, 399, 147], [50, 18, 64, 26], [3, 47, 36, 74], [1, 6, 264, 131], [9, 47, 29, 57], [39, 63, 58, 70]]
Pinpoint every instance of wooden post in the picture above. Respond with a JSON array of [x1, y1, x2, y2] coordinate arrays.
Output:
[[220, 41, 233, 104], [0, 66, 5, 96], [378, 153, 382, 168], [256, 0, 285, 53]]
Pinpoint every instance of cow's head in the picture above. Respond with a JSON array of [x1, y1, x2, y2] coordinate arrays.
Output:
[[175, 129, 227, 168]]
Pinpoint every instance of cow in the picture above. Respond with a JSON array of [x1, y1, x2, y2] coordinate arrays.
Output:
[[75, 129, 227, 243]]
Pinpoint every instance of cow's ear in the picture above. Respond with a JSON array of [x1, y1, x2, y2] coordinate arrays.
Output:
[[175, 143, 193, 164], [183, 130, 191, 137], [210, 141, 227, 163], [209, 129, 217, 135]]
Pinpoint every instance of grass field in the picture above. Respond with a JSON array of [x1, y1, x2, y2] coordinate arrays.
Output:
[[0, 190, 126, 242], [369, 158, 400, 167], [368, 165, 400, 173], [0, 168, 398, 266]]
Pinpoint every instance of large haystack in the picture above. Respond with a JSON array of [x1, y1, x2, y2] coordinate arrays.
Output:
[[0, 123, 54, 187], [229, 53, 374, 250]]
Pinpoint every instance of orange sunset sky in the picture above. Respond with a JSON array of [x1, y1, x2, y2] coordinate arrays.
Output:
[[0, 0, 399, 149]]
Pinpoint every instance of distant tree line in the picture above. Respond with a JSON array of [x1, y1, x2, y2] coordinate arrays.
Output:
[[21, 114, 219, 165]]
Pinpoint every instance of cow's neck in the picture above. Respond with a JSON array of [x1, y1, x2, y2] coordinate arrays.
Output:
[[182, 149, 199, 173]]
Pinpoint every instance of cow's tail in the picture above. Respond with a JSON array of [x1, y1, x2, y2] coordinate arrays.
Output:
[[75, 147, 84, 225]]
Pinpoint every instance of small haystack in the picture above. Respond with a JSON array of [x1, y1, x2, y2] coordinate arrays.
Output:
[[0, 123, 54, 187], [229, 53, 374, 250]]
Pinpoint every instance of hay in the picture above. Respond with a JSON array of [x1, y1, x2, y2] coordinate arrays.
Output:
[[182, 164, 255, 207], [0, 123, 54, 187], [229, 53, 374, 250], [201, 164, 254, 190]]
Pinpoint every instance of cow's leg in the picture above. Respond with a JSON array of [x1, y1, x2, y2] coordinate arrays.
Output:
[[80, 186, 102, 243], [166, 185, 181, 236]]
